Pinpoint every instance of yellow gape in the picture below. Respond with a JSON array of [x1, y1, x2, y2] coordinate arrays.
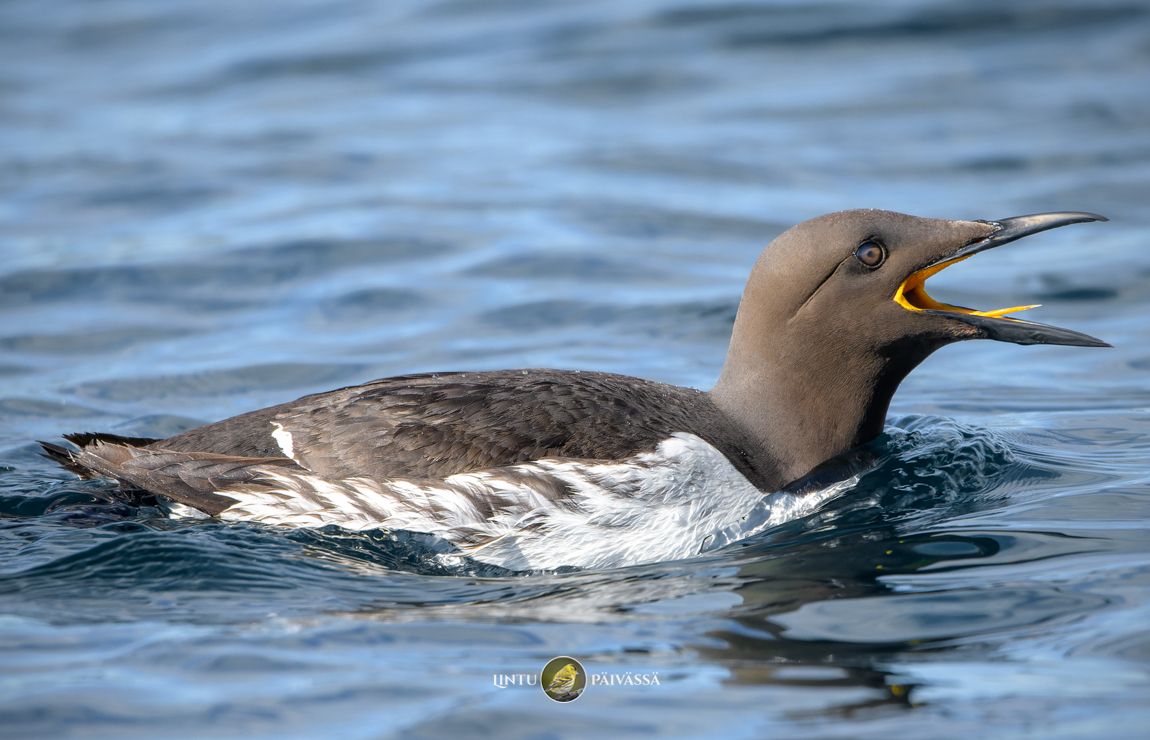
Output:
[[894, 254, 1040, 319]]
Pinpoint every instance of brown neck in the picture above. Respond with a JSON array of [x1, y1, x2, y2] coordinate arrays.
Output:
[[709, 316, 930, 488]]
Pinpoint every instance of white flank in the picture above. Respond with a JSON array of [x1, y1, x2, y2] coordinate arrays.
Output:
[[213, 433, 853, 571], [270, 423, 295, 460], [168, 502, 209, 520]]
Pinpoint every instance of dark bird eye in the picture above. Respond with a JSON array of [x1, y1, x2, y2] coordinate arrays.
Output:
[[854, 240, 886, 268]]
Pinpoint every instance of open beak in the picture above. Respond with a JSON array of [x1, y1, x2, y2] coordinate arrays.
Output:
[[894, 212, 1111, 347]]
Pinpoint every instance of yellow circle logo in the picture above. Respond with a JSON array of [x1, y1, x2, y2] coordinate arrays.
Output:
[[540, 656, 586, 703]]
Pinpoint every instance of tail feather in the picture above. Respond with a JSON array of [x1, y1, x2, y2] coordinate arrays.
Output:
[[39, 440, 96, 477], [72, 441, 300, 517], [40, 432, 160, 479], [63, 432, 160, 448], [40, 432, 298, 517]]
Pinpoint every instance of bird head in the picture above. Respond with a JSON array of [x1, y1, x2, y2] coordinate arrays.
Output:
[[713, 208, 1109, 487]]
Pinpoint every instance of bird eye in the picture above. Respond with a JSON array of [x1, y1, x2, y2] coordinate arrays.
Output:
[[854, 240, 886, 268]]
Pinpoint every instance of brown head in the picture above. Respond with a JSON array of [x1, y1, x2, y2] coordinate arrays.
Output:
[[710, 208, 1108, 487]]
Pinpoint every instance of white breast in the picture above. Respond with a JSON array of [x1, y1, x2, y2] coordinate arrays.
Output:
[[212, 432, 851, 571]]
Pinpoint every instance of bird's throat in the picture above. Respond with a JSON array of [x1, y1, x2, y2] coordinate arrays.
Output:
[[711, 340, 931, 490]]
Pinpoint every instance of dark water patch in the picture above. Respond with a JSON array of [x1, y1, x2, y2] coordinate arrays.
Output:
[[0, 326, 196, 355], [661, 2, 1150, 48], [0, 398, 112, 419], [1033, 278, 1121, 303], [478, 299, 621, 332], [0, 239, 451, 313], [563, 200, 781, 243], [231, 236, 457, 273], [1128, 356, 1150, 371], [285, 527, 517, 579], [511, 69, 711, 104], [958, 155, 1031, 172], [78, 414, 207, 441], [15, 486, 140, 528], [902, 530, 1104, 575], [0, 527, 300, 589], [66, 363, 369, 403], [225, 48, 416, 83], [75, 182, 225, 212], [0, 524, 374, 624], [59, 10, 208, 51], [0, 264, 273, 310], [468, 251, 666, 282], [477, 298, 738, 342], [307, 286, 426, 325], [770, 584, 1112, 645], [0, 363, 32, 377], [576, 146, 788, 185]]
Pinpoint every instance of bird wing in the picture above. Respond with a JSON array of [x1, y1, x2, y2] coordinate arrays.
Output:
[[547, 663, 579, 692], [155, 370, 730, 482]]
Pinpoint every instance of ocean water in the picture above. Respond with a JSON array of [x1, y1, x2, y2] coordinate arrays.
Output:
[[2, 0, 1149, 736]]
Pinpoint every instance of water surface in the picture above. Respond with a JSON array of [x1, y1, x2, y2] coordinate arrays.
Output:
[[2, 1, 1149, 736]]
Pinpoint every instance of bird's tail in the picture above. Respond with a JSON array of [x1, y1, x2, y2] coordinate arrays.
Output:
[[39, 433, 159, 478]]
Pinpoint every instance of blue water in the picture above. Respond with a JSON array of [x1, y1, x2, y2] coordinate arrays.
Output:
[[2, 0, 1149, 736]]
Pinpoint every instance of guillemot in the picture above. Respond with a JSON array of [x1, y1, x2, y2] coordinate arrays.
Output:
[[42, 209, 1108, 571]]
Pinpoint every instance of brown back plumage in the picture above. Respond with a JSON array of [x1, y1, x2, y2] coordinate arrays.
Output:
[[41, 369, 777, 515]]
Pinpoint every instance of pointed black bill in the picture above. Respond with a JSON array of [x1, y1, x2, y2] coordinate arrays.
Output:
[[908, 211, 1111, 348], [955, 212, 1109, 262], [925, 311, 1111, 347]]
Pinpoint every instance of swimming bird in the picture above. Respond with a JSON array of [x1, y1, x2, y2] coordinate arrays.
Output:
[[42, 210, 1108, 571]]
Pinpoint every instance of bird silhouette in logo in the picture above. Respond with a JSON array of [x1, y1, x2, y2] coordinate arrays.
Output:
[[545, 662, 582, 701]]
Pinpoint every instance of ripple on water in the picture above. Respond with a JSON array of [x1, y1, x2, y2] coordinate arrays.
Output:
[[1, 0, 1148, 735], [65, 362, 371, 403]]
